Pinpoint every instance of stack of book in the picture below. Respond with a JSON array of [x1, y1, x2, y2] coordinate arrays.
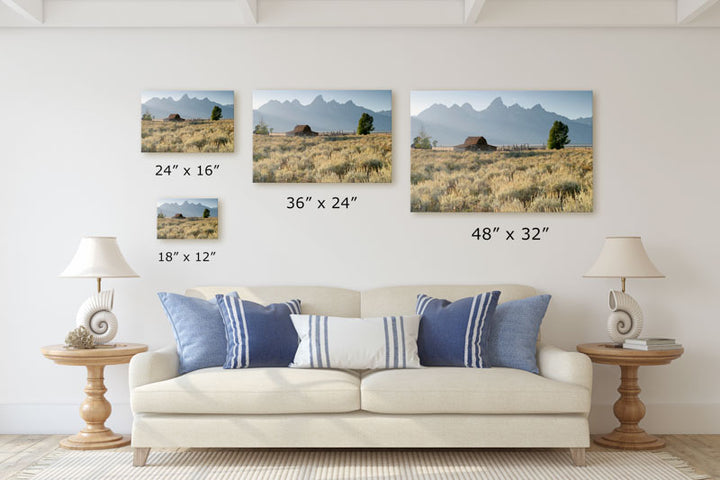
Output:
[[623, 338, 682, 350]]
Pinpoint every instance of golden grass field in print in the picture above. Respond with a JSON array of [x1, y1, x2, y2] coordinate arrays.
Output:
[[253, 133, 392, 183], [142, 119, 234, 153], [157, 217, 218, 240], [411, 147, 592, 213]]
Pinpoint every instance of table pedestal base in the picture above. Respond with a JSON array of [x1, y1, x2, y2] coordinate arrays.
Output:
[[60, 433, 130, 450], [593, 364, 665, 450], [595, 429, 665, 450], [59, 364, 130, 450]]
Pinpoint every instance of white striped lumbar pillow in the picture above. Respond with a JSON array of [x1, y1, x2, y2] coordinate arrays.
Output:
[[290, 314, 421, 369]]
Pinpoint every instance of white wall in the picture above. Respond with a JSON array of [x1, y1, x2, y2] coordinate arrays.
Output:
[[1, 27, 719, 435]]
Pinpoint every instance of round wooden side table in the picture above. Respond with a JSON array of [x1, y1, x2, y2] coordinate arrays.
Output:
[[577, 342, 683, 450], [41, 343, 148, 450]]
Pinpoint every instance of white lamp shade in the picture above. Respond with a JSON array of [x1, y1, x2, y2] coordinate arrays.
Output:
[[584, 236, 664, 278], [60, 236, 139, 278]]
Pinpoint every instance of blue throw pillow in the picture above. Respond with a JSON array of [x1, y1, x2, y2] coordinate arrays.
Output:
[[416, 291, 501, 367], [486, 295, 551, 374], [157, 292, 228, 375], [216, 295, 301, 368]]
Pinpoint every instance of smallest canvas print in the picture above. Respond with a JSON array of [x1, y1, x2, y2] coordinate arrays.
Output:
[[157, 198, 218, 240]]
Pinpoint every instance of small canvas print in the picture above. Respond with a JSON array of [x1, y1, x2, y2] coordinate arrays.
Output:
[[411, 90, 593, 213], [157, 198, 218, 240], [253, 90, 392, 183], [141, 90, 234, 153]]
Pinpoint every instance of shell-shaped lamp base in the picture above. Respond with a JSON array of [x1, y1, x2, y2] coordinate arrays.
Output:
[[76, 290, 118, 344], [606, 290, 644, 344]]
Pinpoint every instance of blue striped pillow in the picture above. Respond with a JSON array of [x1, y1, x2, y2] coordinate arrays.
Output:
[[289, 314, 421, 369], [416, 291, 501, 367], [216, 295, 301, 368]]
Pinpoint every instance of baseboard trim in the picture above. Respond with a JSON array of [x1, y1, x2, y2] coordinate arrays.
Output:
[[2, 403, 719, 434], [589, 403, 720, 434], [0, 403, 133, 434]]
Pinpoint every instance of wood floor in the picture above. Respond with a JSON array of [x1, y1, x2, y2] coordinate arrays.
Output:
[[1, 434, 718, 479]]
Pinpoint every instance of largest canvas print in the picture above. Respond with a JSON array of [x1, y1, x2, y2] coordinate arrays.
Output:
[[411, 90, 593, 213], [253, 90, 392, 183]]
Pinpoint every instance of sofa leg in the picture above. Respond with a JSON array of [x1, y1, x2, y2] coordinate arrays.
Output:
[[133, 447, 150, 467], [569, 448, 586, 466]]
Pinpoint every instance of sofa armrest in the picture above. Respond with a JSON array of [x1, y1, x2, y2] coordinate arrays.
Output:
[[129, 345, 179, 390], [536, 343, 593, 392]]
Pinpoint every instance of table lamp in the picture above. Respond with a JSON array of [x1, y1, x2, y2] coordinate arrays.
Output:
[[60, 236, 139, 345], [583, 236, 664, 344]]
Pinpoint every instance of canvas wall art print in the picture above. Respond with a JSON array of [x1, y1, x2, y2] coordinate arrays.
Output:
[[157, 198, 219, 239], [141, 90, 234, 153], [410, 90, 593, 213], [253, 90, 392, 183]]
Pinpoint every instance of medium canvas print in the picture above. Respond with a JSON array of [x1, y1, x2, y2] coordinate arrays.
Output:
[[141, 90, 234, 153], [411, 90, 593, 212], [157, 198, 218, 240], [253, 90, 392, 183]]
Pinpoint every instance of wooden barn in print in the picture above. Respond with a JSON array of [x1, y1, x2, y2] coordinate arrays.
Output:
[[287, 124, 318, 137], [165, 113, 185, 122], [453, 136, 496, 152]]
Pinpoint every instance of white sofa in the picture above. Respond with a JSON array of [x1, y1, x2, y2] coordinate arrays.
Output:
[[129, 285, 592, 467]]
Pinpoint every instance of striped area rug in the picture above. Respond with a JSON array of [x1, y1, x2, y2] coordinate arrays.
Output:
[[13, 449, 710, 480]]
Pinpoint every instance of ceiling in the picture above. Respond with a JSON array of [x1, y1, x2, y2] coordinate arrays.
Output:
[[1, 0, 719, 27]]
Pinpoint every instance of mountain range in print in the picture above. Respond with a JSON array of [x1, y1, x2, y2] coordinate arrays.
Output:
[[142, 93, 234, 120], [253, 94, 391, 133], [157, 200, 218, 218], [412, 96, 592, 147]]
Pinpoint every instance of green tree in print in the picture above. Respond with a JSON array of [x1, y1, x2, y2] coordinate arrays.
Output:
[[357, 113, 375, 135], [412, 127, 433, 150], [203, 208, 210, 218], [547, 121, 570, 150], [211, 106, 223, 121], [254, 119, 271, 135]]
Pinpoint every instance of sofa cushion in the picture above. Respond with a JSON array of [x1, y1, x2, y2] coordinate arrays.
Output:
[[132, 367, 360, 414], [360, 367, 590, 414], [361, 284, 536, 317], [187, 286, 361, 317]]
